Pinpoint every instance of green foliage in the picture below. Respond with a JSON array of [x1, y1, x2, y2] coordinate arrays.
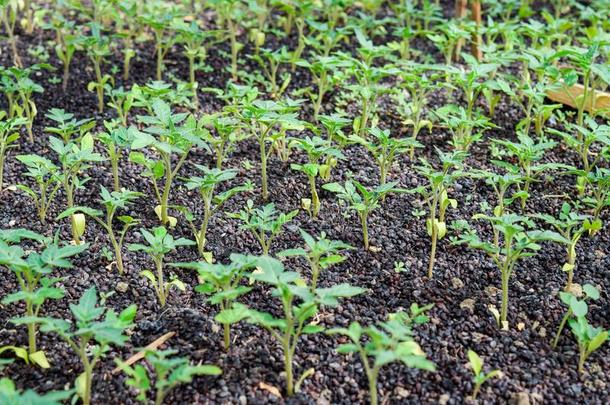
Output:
[[228, 200, 298, 255], [278, 228, 352, 289], [218, 255, 364, 396], [0, 377, 72, 405], [351, 127, 421, 186], [233, 97, 305, 199], [0, 228, 87, 364], [181, 166, 253, 256], [57, 187, 141, 274], [409, 149, 465, 277], [467, 350, 501, 400], [116, 349, 221, 405], [128, 227, 194, 306], [15, 154, 61, 223], [532, 203, 594, 291], [553, 283, 600, 349], [49, 133, 105, 243], [290, 135, 344, 217], [327, 306, 435, 405], [172, 254, 257, 349], [0, 112, 26, 193], [452, 214, 568, 327], [82, 22, 113, 112], [129, 98, 208, 225], [323, 180, 399, 250], [44, 108, 95, 144], [31, 286, 137, 405], [97, 122, 138, 192], [560, 284, 608, 373]]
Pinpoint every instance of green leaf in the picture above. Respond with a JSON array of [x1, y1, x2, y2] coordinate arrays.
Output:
[[467, 350, 482, 375]]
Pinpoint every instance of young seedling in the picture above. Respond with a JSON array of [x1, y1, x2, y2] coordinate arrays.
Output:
[[218, 256, 364, 396], [57, 187, 141, 274], [452, 214, 566, 327], [351, 127, 422, 186], [278, 229, 352, 290], [182, 166, 253, 256], [341, 54, 399, 138], [548, 42, 610, 127], [97, 122, 137, 192], [0, 0, 22, 66], [129, 98, 208, 225], [209, 0, 246, 81], [0, 113, 26, 194], [323, 180, 400, 250], [15, 154, 62, 223], [434, 104, 493, 152], [0, 229, 87, 364], [117, 348, 221, 405], [568, 299, 609, 373], [467, 350, 501, 400], [492, 131, 566, 209], [251, 46, 292, 98], [235, 98, 304, 200], [44, 15, 80, 91], [327, 305, 436, 405], [228, 200, 298, 255], [82, 23, 113, 113], [200, 115, 247, 169], [297, 55, 348, 119], [172, 254, 257, 349], [10, 64, 48, 142], [290, 136, 345, 217], [105, 85, 135, 127], [175, 21, 219, 106], [50, 133, 105, 244], [44, 108, 95, 144], [32, 287, 137, 405], [548, 117, 610, 178], [553, 283, 600, 349], [532, 203, 594, 291], [393, 67, 437, 157], [318, 113, 352, 147], [114, 0, 140, 81], [577, 167, 610, 228], [140, 6, 181, 81], [409, 149, 465, 277], [128, 227, 194, 306], [0, 377, 72, 404]]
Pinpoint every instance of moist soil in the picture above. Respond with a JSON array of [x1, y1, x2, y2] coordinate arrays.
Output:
[[0, 3, 609, 405]]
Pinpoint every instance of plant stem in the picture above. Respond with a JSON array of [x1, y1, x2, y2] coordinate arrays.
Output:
[[111, 147, 120, 192], [93, 59, 104, 113], [223, 323, 230, 350], [578, 344, 585, 373], [197, 197, 211, 256], [309, 175, 319, 217], [565, 247, 575, 292], [552, 309, 572, 349], [500, 264, 510, 325], [260, 138, 268, 200], [156, 258, 166, 307], [360, 212, 369, 250], [428, 229, 437, 279]]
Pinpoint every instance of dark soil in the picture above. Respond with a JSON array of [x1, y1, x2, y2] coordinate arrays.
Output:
[[0, 2, 608, 404]]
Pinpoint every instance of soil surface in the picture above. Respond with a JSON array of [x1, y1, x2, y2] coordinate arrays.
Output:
[[0, 1, 608, 404]]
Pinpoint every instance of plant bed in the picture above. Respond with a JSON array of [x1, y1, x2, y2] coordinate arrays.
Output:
[[0, 1, 608, 404]]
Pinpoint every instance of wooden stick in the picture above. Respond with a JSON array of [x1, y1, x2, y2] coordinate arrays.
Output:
[[546, 84, 610, 116], [112, 331, 176, 374], [454, 0, 468, 61], [471, 0, 483, 61]]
